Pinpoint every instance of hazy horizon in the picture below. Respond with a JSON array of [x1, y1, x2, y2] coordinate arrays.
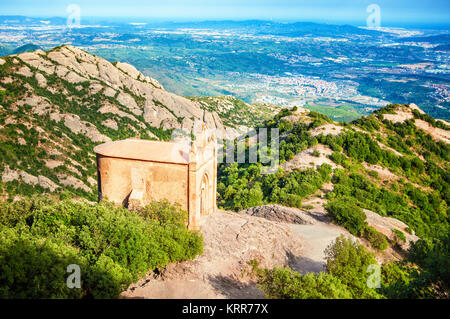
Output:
[[0, 0, 449, 29]]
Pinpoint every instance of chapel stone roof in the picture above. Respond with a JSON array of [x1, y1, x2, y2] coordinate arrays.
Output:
[[94, 139, 191, 164]]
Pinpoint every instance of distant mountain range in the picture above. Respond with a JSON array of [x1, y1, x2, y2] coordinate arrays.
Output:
[[0, 15, 382, 36]]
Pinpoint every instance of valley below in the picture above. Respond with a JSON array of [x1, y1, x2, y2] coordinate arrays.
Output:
[[1, 18, 449, 121]]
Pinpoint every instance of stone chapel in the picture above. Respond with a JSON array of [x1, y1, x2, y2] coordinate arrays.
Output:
[[94, 124, 217, 230]]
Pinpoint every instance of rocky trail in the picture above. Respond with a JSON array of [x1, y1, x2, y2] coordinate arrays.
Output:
[[121, 206, 354, 299], [122, 189, 419, 299]]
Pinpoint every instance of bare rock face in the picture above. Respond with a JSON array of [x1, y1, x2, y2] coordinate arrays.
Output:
[[17, 66, 33, 77], [17, 51, 55, 75], [65, 71, 87, 83], [380, 103, 449, 143], [1, 166, 19, 183], [1, 166, 59, 191], [17, 137, 26, 145], [17, 94, 52, 116], [239, 204, 315, 225], [98, 102, 137, 122], [20, 171, 41, 188], [143, 99, 177, 128], [102, 118, 118, 130], [57, 173, 91, 192], [409, 103, 425, 114], [116, 92, 141, 115], [116, 62, 141, 79], [35, 72, 47, 87], [364, 209, 419, 251], [15, 45, 230, 134], [181, 117, 195, 132], [63, 114, 111, 143]]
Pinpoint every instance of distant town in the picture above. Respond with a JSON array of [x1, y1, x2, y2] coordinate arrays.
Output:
[[1, 17, 449, 120]]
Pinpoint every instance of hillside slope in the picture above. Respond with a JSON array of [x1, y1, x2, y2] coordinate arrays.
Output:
[[125, 103, 448, 299], [218, 104, 449, 251], [0, 45, 278, 200]]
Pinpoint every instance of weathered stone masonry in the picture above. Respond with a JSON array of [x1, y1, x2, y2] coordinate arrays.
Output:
[[94, 126, 217, 230]]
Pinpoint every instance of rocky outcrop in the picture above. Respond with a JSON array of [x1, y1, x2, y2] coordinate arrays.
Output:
[[1, 166, 59, 191], [239, 204, 315, 225], [35, 72, 47, 87], [102, 119, 118, 130], [63, 114, 111, 143], [17, 66, 33, 77], [0, 45, 277, 200], [364, 209, 419, 251], [57, 173, 91, 193], [16, 45, 229, 134]]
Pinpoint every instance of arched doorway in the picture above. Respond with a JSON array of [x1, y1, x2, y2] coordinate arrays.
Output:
[[200, 173, 209, 216]]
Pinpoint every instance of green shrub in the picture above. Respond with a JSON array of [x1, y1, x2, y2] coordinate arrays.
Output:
[[325, 235, 382, 299], [218, 162, 331, 211], [85, 254, 133, 299], [325, 197, 367, 236], [0, 197, 203, 298], [257, 267, 352, 299], [254, 235, 382, 299], [0, 226, 86, 299], [363, 226, 388, 251], [392, 229, 406, 243], [139, 200, 187, 225]]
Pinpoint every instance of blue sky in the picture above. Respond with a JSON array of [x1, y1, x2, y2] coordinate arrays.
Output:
[[1, 0, 449, 27]]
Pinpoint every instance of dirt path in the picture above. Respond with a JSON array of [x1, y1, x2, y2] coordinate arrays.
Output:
[[121, 207, 354, 299], [287, 222, 353, 273], [122, 210, 303, 299]]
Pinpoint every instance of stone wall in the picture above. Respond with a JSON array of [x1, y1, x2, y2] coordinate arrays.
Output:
[[97, 155, 189, 211]]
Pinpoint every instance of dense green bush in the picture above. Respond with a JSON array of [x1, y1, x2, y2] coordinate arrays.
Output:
[[0, 56, 174, 201], [363, 226, 388, 251], [254, 235, 382, 299], [256, 267, 352, 299], [381, 234, 450, 299], [218, 163, 332, 211], [0, 226, 86, 298], [407, 233, 450, 298], [325, 197, 366, 236], [324, 235, 382, 299], [380, 261, 416, 298], [0, 197, 203, 298]]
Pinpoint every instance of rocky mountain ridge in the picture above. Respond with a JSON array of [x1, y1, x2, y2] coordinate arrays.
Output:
[[0, 45, 278, 200], [6, 45, 228, 133]]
